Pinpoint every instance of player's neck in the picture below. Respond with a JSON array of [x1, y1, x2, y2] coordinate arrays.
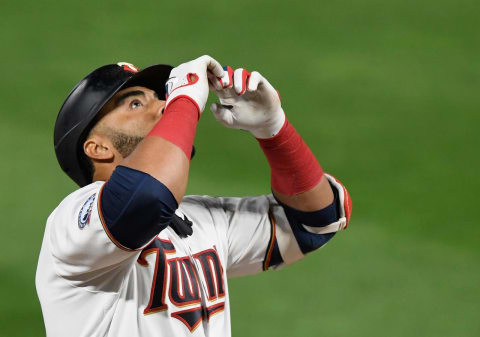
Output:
[[92, 163, 116, 183]]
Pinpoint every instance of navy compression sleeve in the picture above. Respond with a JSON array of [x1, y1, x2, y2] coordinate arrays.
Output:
[[100, 165, 177, 250]]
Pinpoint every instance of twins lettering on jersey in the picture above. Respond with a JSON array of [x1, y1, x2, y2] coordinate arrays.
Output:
[[137, 238, 225, 332]]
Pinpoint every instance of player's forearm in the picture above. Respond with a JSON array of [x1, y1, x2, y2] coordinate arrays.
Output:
[[257, 119, 333, 211], [121, 98, 198, 203], [211, 66, 334, 211], [273, 175, 333, 211]]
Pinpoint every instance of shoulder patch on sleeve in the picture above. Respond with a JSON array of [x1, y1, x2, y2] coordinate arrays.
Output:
[[78, 193, 96, 229]]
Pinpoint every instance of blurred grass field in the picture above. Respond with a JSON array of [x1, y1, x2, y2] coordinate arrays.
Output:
[[1, 0, 479, 336]]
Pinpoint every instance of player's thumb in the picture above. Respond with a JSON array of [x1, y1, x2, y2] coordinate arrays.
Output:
[[210, 103, 236, 128]]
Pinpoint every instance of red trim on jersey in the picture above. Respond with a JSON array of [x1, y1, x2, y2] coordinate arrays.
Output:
[[192, 248, 226, 301], [142, 250, 168, 314], [205, 302, 225, 321], [159, 237, 176, 246], [98, 183, 137, 252], [171, 306, 203, 332], [263, 210, 277, 271], [167, 257, 202, 307], [137, 238, 176, 266], [257, 119, 324, 195], [147, 97, 199, 159], [98, 184, 163, 252], [140, 238, 176, 315]]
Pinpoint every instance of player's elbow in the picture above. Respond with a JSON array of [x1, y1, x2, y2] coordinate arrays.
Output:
[[280, 174, 353, 254]]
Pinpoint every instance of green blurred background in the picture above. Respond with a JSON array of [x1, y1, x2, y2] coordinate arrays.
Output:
[[1, 0, 479, 336]]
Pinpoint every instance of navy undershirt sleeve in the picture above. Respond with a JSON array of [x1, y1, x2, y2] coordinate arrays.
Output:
[[275, 183, 340, 254], [100, 165, 178, 250]]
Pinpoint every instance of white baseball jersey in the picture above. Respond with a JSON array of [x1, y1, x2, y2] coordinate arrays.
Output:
[[36, 179, 343, 336]]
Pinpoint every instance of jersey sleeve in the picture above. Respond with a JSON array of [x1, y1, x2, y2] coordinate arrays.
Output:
[[184, 173, 351, 279], [47, 182, 139, 287], [218, 193, 302, 277]]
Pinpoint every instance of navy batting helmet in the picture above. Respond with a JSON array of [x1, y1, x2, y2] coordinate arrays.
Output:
[[54, 62, 173, 187]]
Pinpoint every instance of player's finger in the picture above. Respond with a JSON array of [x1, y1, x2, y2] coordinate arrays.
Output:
[[217, 66, 234, 89], [210, 103, 236, 127], [207, 71, 223, 91], [233, 68, 250, 96], [247, 71, 262, 92], [207, 79, 217, 91], [198, 55, 224, 78]]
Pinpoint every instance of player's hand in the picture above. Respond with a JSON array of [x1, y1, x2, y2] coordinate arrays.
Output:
[[165, 55, 224, 114], [210, 66, 285, 138]]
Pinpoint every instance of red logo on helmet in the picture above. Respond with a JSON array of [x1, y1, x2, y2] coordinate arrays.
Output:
[[117, 62, 139, 73]]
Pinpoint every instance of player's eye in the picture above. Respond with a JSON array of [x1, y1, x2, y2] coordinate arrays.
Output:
[[130, 100, 143, 109]]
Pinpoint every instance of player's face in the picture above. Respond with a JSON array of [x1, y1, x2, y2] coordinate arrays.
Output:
[[83, 85, 166, 178], [99, 86, 166, 139]]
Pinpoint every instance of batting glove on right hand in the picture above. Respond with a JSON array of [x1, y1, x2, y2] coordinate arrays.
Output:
[[210, 66, 285, 138], [165, 55, 224, 114]]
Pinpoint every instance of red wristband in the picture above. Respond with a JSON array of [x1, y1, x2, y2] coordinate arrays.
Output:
[[257, 119, 324, 195], [147, 97, 199, 159]]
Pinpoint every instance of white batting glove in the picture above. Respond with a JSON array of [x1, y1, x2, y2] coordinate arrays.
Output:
[[210, 66, 286, 139], [165, 55, 224, 113]]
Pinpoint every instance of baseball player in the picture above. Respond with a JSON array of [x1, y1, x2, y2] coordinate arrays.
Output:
[[36, 55, 352, 336]]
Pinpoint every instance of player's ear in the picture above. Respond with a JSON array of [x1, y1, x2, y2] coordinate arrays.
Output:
[[83, 135, 115, 161]]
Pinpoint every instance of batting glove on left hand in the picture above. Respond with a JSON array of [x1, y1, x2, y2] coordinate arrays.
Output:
[[165, 55, 224, 114], [210, 66, 285, 139]]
